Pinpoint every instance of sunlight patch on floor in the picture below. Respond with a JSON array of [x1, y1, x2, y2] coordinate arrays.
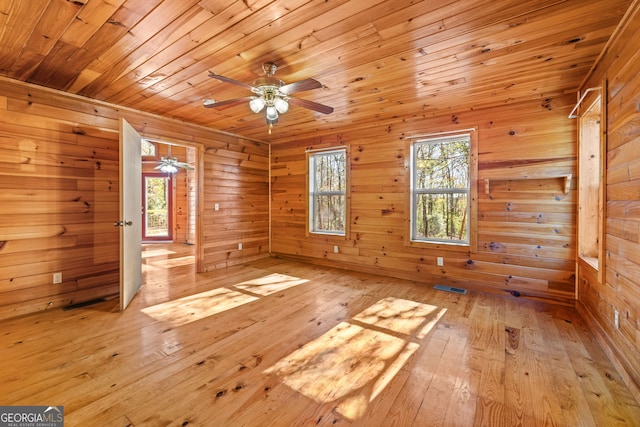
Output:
[[265, 322, 408, 403], [141, 248, 176, 258], [234, 273, 309, 296], [148, 256, 195, 268], [264, 297, 445, 421], [340, 340, 420, 420], [141, 288, 258, 326], [142, 263, 163, 273], [353, 297, 439, 336]]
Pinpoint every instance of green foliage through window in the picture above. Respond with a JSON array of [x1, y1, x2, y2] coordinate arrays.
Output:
[[141, 140, 157, 157], [412, 135, 470, 243], [145, 176, 169, 236]]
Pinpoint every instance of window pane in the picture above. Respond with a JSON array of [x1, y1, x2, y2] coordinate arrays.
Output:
[[314, 194, 345, 232], [141, 140, 156, 157], [314, 152, 346, 192], [414, 192, 468, 241], [415, 139, 469, 190], [145, 176, 169, 237]]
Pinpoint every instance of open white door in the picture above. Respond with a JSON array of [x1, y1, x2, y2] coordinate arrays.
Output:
[[118, 118, 143, 310]]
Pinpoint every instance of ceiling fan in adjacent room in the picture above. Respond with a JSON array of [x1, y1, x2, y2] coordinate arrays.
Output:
[[203, 62, 333, 133], [155, 145, 193, 174]]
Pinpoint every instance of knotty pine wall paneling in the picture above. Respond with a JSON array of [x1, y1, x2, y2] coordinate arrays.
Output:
[[200, 135, 270, 270], [576, 2, 640, 402], [271, 96, 577, 306], [170, 145, 189, 244], [0, 78, 269, 320]]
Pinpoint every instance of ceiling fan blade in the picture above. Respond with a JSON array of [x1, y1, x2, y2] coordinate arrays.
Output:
[[279, 78, 323, 95], [176, 162, 194, 170], [203, 97, 253, 109], [288, 97, 334, 114], [208, 71, 258, 92]]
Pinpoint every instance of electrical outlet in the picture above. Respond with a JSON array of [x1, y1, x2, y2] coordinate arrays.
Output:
[[214, 203, 219, 211], [53, 272, 62, 284], [238, 243, 242, 250], [614, 309, 619, 330], [437, 257, 444, 266], [334, 245, 339, 253]]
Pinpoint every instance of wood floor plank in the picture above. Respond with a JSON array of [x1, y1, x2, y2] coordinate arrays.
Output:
[[0, 243, 638, 426]]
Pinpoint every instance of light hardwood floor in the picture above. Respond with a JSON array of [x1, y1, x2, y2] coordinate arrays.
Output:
[[1, 243, 639, 426]]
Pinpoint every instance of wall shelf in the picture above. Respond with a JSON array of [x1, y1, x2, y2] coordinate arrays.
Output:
[[484, 174, 571, 194]]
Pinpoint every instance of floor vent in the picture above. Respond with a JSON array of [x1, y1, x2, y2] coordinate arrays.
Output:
[[63, 298, 107, 311], [434, 284, 468, 295]]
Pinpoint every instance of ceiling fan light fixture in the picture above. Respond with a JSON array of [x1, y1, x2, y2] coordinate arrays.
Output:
[[266, 105, 278, 121], [274, 96, 289, 114], [159, 161, 179, 174], [249, 97, 265, 113]]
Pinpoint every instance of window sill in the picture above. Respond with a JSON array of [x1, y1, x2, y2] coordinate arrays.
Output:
[[310, 231, 345, 237], [579, 256, 599, 271], [406, 240, 471, 253]]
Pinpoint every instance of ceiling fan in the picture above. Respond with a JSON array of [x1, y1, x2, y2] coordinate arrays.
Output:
[[203, 62, 333, 131], [155, 145, 193, 173]]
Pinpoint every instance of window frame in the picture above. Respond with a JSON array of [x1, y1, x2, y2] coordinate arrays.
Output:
[[307, 147, 349, 237], [577, 91, 606, 281], [141, 139, 158, 159], [407, 131, 477, 251]]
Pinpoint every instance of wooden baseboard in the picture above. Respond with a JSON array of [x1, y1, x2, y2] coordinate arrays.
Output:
[[0, 285, 119, 322], [576, 300, 640, 404], [270, 252, 576, 307]]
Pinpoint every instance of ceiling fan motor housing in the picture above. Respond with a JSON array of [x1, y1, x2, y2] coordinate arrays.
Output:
[[253, 76, 285, 95], [254, 62, 286, 103]]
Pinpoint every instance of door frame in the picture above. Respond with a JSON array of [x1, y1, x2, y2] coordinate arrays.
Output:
[[138, 136, 204, 272]]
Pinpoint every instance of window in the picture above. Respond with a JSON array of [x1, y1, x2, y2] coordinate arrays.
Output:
[[411, 134, 470, 244], [143, 173, 172, 241], [308, 148, 347, 235], [141, 139, 157, 157], [578, 95, 604, 274]]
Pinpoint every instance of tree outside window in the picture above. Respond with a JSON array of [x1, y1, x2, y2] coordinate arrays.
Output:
[[145, 176, 170, 237], [411, 135, 470, 244], [141, 139, 157, 157], [309, 149, 346, 235]]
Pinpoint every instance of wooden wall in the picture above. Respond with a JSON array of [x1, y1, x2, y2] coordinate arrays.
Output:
[[169, 145, 190, 244], [0, 78, 269, 320], [200, 131, 270, 270], [270, 95, 577, 305], [577, 2, 640, 402]]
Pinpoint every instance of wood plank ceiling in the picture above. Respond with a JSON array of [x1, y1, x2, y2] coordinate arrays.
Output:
[[0, 0, 631, 142]]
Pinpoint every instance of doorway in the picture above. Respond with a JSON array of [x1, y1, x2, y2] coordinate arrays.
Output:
[[141, 140, 198, 253]]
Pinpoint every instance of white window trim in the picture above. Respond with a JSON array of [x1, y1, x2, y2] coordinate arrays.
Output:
[[308, 147, 347, 236], [410, 133, 472, 246]]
